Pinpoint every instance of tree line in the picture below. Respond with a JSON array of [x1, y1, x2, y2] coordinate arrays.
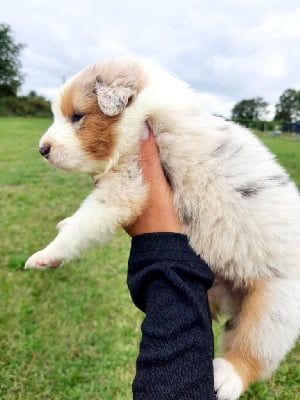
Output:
[[0, 23, 51, 117], [231, 91, 300, 132], [1, 23, 300, 128]]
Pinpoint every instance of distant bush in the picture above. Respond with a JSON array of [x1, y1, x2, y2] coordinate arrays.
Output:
[[0, 95, 51, 117], [232, 119, 279, 132]]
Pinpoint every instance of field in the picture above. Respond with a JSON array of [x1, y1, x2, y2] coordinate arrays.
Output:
[[0, 117, 299, 399]]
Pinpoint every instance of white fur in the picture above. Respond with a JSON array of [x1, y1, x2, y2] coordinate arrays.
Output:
[[41, 100, 106, 174], [214, 358, 243, 400], [25, 57, 300, 396]]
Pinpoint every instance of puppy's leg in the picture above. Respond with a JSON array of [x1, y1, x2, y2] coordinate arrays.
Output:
[[25, 161, 147, 268], [214, 278, 300, 400], [25, 194, 119, 268], [208, 278, 243, 319], [56, 216, 72, 231]]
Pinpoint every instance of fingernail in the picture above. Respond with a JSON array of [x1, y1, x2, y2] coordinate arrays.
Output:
[[140, 124, 149, 141]]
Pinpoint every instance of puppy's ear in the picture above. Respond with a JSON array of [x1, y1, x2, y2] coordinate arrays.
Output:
[[94, 78, 137, 117]]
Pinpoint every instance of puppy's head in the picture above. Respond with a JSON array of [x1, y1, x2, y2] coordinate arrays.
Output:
[[39, 58, 147, 174]]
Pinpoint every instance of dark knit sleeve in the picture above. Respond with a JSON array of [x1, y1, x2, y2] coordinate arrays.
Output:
[[127, 233, 216, 400]]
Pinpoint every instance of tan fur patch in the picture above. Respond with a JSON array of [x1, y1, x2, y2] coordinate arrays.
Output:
[[221, 281, 267, 388], [60, 58, 148, 161], [78, 106, 120, 161], [224, 351, 261, 389], [61, 84, 119, 160], [208, 288, 221, 318]]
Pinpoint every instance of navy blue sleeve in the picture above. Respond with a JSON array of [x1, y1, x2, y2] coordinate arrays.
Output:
[[127, 233, 216, 400]]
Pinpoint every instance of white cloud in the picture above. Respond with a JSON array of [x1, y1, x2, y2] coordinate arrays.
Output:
[[2, 0, 300, 117]]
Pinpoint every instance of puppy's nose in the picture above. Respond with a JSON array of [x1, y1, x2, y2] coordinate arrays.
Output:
[[39, 145, 51, 158]]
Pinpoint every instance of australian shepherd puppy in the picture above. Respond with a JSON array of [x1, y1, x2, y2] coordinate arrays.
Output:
[[25, 57, 300, 400]]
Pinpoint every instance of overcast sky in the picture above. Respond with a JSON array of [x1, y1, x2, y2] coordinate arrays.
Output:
[[2, 0, 300, 118]]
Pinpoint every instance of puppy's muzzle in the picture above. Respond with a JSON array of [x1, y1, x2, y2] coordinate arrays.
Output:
[[39, 145, 51, 159]]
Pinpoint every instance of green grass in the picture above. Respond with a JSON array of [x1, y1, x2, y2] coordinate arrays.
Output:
[[0, 117, 299, 399], [259, 134, 300, 189]]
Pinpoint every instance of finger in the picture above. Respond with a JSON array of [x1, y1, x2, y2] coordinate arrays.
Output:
[[139, 128, 167, 187]]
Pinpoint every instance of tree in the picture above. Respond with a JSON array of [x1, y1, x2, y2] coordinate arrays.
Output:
[[0, 23, 25, 97], [28, 90, 38, 98], [274, 89, 300, 122], [231, 97, 269, 121]]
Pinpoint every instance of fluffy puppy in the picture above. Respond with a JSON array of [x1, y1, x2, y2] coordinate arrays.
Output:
[[25, 57, 300, 400]]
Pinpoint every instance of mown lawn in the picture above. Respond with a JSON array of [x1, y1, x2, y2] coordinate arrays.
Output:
[[0, 117, 299, 399]]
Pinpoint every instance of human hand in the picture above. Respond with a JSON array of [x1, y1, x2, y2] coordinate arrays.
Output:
[[126, 126, 182, 237]]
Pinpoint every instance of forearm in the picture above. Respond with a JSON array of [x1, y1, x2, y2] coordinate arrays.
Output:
[[128, 233, 216, 400]]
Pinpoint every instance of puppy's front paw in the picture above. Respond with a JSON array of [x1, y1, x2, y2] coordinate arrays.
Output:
[[25, 249, 62, 269], [214, 358, 243, 400]]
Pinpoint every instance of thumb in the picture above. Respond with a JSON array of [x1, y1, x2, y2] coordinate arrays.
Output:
[[139, 126, 166, 187]]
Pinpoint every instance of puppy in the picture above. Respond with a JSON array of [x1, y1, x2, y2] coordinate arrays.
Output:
[[25, 57, 300, 400]]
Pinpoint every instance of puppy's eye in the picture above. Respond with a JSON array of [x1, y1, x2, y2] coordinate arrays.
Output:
[[71, 113, 84, 123]]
